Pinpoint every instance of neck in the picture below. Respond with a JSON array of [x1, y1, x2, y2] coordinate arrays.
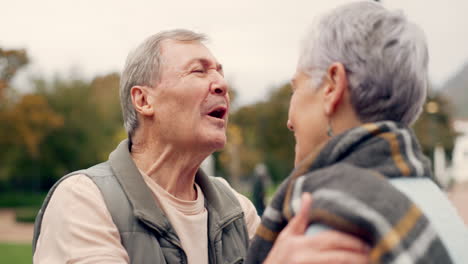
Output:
[[130, 131, 211, 201], [331, 100, 362, 136]]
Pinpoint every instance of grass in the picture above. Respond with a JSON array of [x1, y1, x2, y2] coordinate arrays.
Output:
[[0, 243, 32, 264]]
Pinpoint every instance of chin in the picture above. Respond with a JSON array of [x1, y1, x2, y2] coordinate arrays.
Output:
[[294, 157, 300, 167], [294, 146, 301, 167], [200, 134, 226, 151], [196, 127, 227, 150], [294, 146, 307, 167], [210, 137, 226, 150]]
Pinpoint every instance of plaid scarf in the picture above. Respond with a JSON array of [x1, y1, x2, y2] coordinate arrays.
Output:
[[246, 121, 453, 264]]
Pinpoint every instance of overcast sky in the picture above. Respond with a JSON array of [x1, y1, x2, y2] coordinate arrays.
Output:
[[2, 0, 467, 105]]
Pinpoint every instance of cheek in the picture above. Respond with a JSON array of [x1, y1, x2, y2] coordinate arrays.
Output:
[[291, 97, 309, 125], [292, 101, 318, 142]]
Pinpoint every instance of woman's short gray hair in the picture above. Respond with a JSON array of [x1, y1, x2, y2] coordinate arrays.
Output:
[[298, 1, 429, 125], [120, 29, 207, 137]]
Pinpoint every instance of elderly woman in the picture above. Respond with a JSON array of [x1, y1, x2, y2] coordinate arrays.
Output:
[[247, 2, 467, 264]]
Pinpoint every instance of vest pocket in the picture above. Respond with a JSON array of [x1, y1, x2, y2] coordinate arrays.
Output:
[[226, 256, 244, 264], [219, 220, 247, 264]]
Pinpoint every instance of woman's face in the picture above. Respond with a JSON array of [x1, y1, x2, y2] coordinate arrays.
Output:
[[287, 71, 328, 166]]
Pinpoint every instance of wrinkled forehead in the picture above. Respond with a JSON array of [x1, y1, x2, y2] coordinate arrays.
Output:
[[159, 39, 220, 69]]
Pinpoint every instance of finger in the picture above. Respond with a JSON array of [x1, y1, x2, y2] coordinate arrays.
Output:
[[284, 193, 313, 235], [289, 250, 370, 264], [306, 230, 370, 253]]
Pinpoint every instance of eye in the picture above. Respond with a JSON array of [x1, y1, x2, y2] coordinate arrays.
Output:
[[191, 68, 205, 74]]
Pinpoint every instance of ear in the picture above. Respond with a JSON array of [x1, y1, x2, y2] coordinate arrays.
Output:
[[131, 85, 154, 117], [323, 62, 348, 116]]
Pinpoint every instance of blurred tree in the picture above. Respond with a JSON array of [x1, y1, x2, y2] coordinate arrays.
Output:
[[256, 83, 295, 183], [0, 71, 124, 191], [89, 73, 125, 160], [222, 83, 295, 184], [218, 124, 262, 186], [0, 48, 28, 101], [35, 73, 124, 186], [0, 94, 63, 189], [218, 84, 259, 181], [413, 92, 457, 166], [0, 94, 63, 158], [0, 48, 68, 190]]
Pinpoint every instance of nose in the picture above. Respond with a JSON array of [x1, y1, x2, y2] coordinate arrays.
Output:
[[210, 72, 228, 96], [286, 119, 294, 131], [287, 120, 294, 131]]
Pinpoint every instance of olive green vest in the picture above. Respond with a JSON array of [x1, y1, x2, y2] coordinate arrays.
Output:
[[33, 140, 249, 264]]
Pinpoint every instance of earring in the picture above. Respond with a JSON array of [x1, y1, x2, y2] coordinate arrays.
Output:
[[327, 119, 334, 137]]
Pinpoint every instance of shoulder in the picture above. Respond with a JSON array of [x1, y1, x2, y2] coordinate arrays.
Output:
[[44, 174, 106, 219], [53, 174, 102, 202], [35, 174, 129, 262], [297, 163, 389, 192], [287, 164, 404, 215]]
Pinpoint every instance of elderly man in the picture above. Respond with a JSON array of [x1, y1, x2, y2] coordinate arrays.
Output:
[[247, 2, 468, 263], [32, 30, 369, 263]]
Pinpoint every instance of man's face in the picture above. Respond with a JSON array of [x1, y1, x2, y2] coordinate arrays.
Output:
[[287, 70, 327, 166], [151, 39, 229, 151]]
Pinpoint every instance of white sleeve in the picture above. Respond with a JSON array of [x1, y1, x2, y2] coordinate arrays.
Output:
[[214, 177, 261, 240], [33, 174, 130, 264]]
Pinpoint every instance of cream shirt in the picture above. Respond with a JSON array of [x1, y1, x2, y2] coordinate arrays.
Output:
[[34, 173, 260, 264]]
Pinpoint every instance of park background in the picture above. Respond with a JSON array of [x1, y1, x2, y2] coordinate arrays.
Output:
[[1, 0, 468, 263]]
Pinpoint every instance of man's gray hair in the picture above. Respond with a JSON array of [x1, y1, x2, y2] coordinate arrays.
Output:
[[298, 1, 429, 125], [120, 29, 207, 137]]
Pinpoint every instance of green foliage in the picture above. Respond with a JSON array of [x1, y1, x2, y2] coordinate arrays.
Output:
[[0, 243, 32, 264], [33, 74, 124, 189], [37, 74, 123, 167], [0, 94, 63, 190], [0, 72, 125, 192], [413, 93, 457, 164], [0, 94, 63, 157], [221, 83, 295, 183], [0, 192, 46, 208]]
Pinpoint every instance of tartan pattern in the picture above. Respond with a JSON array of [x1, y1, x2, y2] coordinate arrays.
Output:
[[245, 121, 453, 264]]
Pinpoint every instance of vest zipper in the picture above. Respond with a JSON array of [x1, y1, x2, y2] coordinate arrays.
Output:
[[140, 217, 190, 263]]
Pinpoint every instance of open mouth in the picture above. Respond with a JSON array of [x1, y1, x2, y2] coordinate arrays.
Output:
[[207, 107, 226, 120]]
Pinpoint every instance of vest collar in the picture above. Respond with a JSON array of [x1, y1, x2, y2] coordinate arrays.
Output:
[[108, 140, 174, 235], [108, 139, 242, 236]]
